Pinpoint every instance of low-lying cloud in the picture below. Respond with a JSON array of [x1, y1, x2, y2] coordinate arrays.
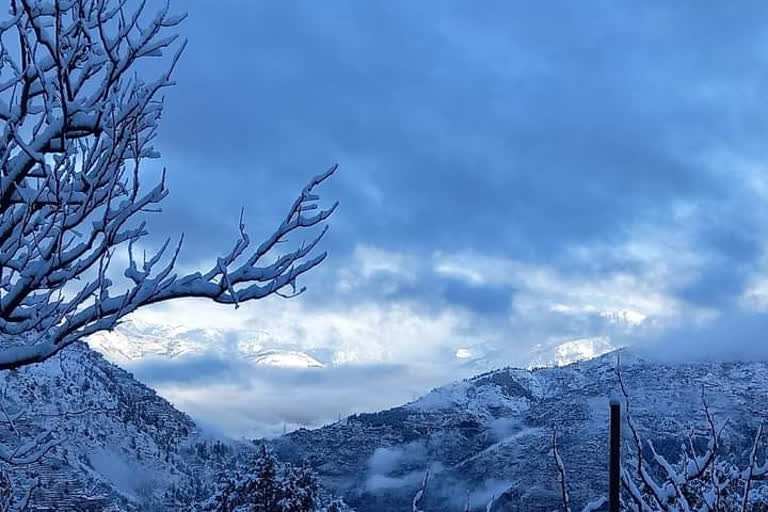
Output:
[[365, 443, 432, 492], [125, 353, 446, 438]]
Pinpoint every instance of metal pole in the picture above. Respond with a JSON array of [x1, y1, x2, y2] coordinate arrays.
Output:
[[609, 394, 621, 512]]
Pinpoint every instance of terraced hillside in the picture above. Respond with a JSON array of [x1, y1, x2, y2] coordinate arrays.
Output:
[[0, 342, 202, 510]]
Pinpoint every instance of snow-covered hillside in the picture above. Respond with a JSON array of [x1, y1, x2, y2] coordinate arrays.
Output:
[[0, 343, 344, 511], [272, 350, 768, 511], [9, 337, 768, 512], [250, 349, 324, 368], [0, 342, 199, 510]]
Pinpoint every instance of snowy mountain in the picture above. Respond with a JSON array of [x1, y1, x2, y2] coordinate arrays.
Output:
[[271, 350, 768, 511], [7, 336, 768, 511], [88, 320, 617, 373], [0, 342, 199, 510], [451, 338, 621, 378], [525, 336, 617, 368], [87, 319, 324, 368], [250, 350, 324, 368], [85, 319, 221, 361], [0, 342, 340, 511]]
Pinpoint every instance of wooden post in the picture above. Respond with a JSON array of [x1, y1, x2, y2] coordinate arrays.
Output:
[[609, 394, 621, 512]]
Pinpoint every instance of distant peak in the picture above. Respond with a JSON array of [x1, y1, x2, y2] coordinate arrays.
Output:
[[526, 336, 619, 369], [250, 349, 324, 368]]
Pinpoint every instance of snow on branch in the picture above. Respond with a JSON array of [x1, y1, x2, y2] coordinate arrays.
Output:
[[0, 393, 59, 466], [0, 0, 338, 370], [412, 465, 430, 512], [593, 365, 768, 511]]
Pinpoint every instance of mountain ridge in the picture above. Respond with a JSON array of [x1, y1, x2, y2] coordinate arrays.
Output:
[[272, 349, 768, 511], [4, 337, 767, 511]]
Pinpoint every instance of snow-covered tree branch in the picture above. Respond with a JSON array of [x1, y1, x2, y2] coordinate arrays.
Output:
[[572, 366, 768, 511], [0, 0, 338, 371]]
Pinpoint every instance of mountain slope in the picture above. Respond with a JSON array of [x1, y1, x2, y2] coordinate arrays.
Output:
[[272, 351, 768, 511], [0, 342, 202, 510], [10, 336, 766, 511], [0, 342, 350, 512]]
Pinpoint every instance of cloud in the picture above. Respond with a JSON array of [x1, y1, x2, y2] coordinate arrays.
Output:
[[127, 355, 248, 386], [84, 0, 768, 436], [641, 311, 768, 363], [125, 350, 445, 438], [145, 0, 768, 269], [89, 448, 160, 499], [365, 443, 432, 492]]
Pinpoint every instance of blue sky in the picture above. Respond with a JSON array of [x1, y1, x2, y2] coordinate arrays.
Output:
[[113, 1, 768, 437]]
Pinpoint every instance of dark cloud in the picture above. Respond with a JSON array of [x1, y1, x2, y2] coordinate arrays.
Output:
[[147, 0, 768, 270], [112, 1, 768, 434], [439, 278, 513, 315], [642, 312, 768, 363], [679, 265, 753, 309], [677, 211, 762, 308], [314, 258, 515, 316], [128, 353, 412, 388], [126, 354, 252, 386]]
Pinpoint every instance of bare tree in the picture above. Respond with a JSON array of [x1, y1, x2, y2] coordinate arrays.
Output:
[[552, 427, 607, 512], [0, 0, 337, 372], [408, 465, 507, 512], [0, 0, 337, 485], [615, 368, 768, 512], [412, 465, 430, 512]]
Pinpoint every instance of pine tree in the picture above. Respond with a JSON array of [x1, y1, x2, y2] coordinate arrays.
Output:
[[199, 444, 323, 512], [279, 464, 318, 512], [249, 445, 280, 512]]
